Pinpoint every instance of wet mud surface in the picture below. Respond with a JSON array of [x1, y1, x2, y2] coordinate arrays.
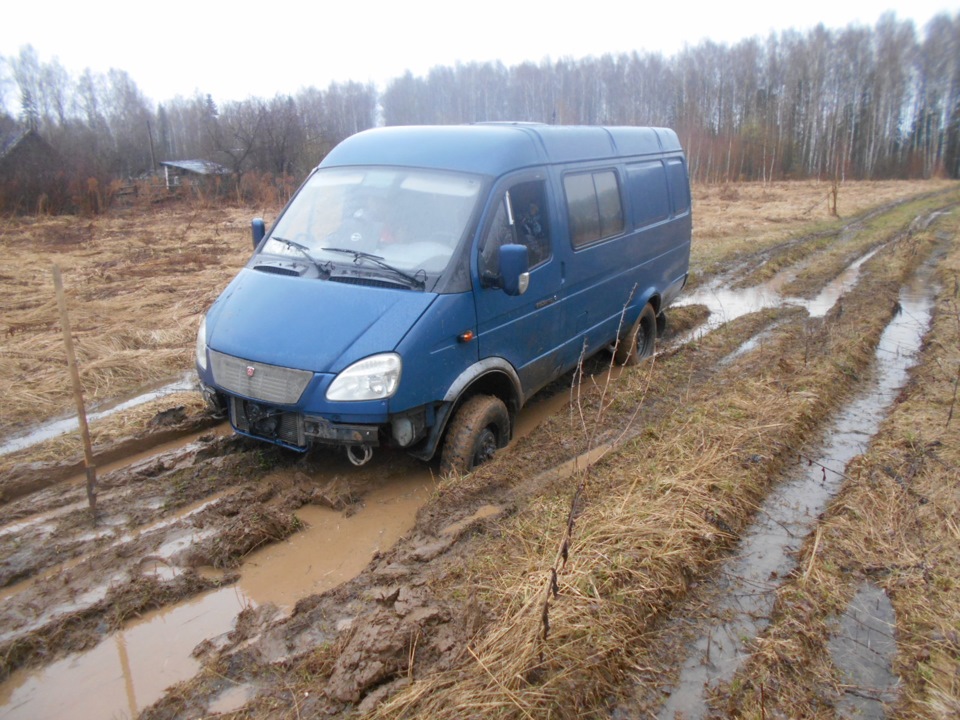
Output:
[[1, 189, 958, 719]]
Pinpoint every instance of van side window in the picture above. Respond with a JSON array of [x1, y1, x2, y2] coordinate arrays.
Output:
[[665, 158, 691, 215], [564, 170, 624, 248], [479, 180, 551, 279], [626, 161, 670, 227]]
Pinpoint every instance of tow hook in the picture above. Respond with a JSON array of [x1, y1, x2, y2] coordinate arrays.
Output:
[[346, 444, 374, 466]]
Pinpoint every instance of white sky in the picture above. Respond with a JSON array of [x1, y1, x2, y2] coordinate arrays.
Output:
[[3, 0, 958, 108]]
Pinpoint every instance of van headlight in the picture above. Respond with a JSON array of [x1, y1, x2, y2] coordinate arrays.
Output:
[[326, 353, 401, 401], [195, 316, 208, 371]]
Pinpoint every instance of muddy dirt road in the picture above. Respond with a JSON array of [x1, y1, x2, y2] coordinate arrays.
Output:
[[1, 182, 958, 719]]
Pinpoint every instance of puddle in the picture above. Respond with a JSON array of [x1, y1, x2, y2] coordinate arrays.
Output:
[[0, 372, 196, 456], [653, 249, 938, 719], [677, 244, 884, 342], [238, 471, 434, 609], [0, 470, 435, 719], [208, 683, 255, 714], [0, 588, 247, 720], [441, 504, 503, 537], [514, 383, 578, 440], [827, 582, 899, 717]]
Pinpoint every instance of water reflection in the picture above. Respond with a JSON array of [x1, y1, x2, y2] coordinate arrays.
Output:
[[677, 245, 883, 341], [0, 589, 244, 720], [0, 373, 196, 456]]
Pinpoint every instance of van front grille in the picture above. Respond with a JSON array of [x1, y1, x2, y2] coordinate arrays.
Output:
[[210, 350, 312, 404]]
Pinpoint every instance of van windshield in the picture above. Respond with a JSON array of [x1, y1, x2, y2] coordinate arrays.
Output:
[[261, 167, 483, 283]]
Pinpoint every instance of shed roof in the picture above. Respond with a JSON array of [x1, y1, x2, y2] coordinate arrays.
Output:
[[160, 160, 231, 175], [0, 129, 52, 162]]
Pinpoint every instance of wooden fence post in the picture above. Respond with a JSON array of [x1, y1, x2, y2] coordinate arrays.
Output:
[[52, 264, 97, 517]]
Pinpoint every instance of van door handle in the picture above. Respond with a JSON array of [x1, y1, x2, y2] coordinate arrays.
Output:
[[535, 296, 558, 309]]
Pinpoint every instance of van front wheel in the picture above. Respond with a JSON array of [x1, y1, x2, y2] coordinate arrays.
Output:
[[615, 303, 658, 366], [440, 395, 510, 476]]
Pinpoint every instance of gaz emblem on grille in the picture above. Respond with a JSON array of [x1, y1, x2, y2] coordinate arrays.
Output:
[[246, 366, 256, 377]]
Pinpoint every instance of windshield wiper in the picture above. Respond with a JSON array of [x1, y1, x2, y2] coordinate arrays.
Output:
[[321, 247, 426, 289], [270, 237, 329, 277]]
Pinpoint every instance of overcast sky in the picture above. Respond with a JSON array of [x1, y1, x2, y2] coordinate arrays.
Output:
[[3, 0, 958, 108]]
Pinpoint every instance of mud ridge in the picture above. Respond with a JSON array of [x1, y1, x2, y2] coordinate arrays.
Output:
[[0, 412, 220, 504]]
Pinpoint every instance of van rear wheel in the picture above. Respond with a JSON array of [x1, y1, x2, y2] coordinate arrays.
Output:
[[440, 395, 510, 476], [615, 302, 657, 366]]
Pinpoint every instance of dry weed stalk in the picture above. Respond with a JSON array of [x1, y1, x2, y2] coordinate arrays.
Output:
[[539, 293, 655, 647]]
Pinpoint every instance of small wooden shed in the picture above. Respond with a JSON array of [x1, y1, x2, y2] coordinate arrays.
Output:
[[159, 159, 231, 190], [0, 129, 62, 212]]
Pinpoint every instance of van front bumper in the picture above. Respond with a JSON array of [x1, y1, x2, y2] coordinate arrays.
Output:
[[228, 395, 380, 451]]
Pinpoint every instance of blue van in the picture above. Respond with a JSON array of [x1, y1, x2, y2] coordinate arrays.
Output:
[[195, 124, 691, 474]]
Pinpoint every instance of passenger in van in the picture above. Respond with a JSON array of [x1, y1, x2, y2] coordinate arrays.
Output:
[[519, 202, 542, 238], [517, 200, 549, 266]]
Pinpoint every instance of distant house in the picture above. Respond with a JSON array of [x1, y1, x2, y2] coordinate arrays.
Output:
[[0, 128, 62, 213], [159, 160, 231, 190]]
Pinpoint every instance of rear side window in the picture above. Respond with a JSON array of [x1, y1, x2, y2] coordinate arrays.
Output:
[[563, 170, 624, 248], [626, 161, 670, 227], [665, 158, 691, 215]]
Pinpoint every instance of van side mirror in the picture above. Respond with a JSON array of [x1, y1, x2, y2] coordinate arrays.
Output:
[[251, 217, 266, 249], [499, 243, 530, 296]]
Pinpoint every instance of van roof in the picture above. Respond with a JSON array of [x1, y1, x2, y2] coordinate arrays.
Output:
[[319, 124, 683, 177]]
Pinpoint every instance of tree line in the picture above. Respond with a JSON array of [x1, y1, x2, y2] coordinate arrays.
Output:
[[1, 12, 958, 213]]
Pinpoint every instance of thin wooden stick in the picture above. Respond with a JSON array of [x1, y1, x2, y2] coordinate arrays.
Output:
[[52, 264, 97, 517]]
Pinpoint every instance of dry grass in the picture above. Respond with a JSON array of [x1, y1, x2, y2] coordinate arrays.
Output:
[[778, 188, 957, 297], [0, 203, 255, 439], [691, 179, 956, 283]]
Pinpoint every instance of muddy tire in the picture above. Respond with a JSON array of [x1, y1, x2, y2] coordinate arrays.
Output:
[[615, 302, 657, 366], [440, 395, 510, 476]]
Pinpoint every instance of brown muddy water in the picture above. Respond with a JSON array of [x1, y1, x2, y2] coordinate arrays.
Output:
[[0, 375, 577, 719], [0, 589, 243, 720], [229, 471, 434, 608], [0, 469, 435, 719], [650, 244, 941, 719]]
